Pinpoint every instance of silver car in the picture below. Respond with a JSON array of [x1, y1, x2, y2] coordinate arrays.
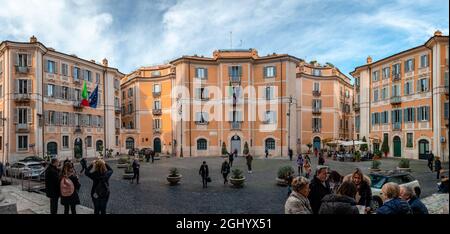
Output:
[[6, 161, 45, 179]]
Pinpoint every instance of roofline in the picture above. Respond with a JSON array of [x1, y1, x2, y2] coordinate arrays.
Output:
[[170, 54, 302, 65], [298, 72, 353, 87]]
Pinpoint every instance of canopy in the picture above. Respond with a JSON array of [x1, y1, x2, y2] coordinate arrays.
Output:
[[340, 140, 367, 146]]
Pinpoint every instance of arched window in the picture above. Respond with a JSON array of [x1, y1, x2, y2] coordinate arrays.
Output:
[[96, 140, 103, 152], [126, 137, 135, 149], [197, 138, 207, 150], [265, 138, 275, 150]]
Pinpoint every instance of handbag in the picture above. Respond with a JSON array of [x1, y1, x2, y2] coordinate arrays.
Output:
[[206, 177, 212, 182]]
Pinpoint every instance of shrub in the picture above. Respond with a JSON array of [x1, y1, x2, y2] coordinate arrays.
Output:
[[372, 160, 381, 169], [231, 168, 244, 179], [169, 168, 180, 177], [398, 158, 410, 168], [118, 157, 129, 164], [381, 136, 389, 156], [277, 166, 295, 180], [124, 164, 133, 173], [243, 142, 249, 155], [354, 151, 361, 161], [360, 136, 368, 151], [221, 142, 228, 155]]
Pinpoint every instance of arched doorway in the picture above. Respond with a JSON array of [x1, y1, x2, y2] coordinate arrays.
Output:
[[313, 137, 321, 151], [231, 135, 241, 155], [74, 138, 83, 159], [47, 142, 57, 157], [154, 138, 161, 153], [96, 140, 103, 152], [393, 136, 401, 157], [126, 137, 135, 150], [418, 139, 430, 160]]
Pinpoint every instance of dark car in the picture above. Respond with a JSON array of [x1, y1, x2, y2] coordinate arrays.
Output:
[[369, 171, 421, 210]]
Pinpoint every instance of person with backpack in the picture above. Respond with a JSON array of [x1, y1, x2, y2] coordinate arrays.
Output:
[[85, 159, 113, 214], [60, 162, 81, 214], [199, 161, 209, 188], [221, 159, 230, 184], [79, 158, 88, 175], [45, 158, 61, 214], [131, 157, 140, 184], [151, 149, 156, 163]]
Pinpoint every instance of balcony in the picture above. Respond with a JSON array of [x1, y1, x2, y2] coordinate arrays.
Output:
[[16, 123, 29, 132], [114, 106, 121, 114], [14, 93, 31, 102], [392, 122, 402, 131], [312, 128, 321, 133], [195, 120, 209, 125], [392, 73, 401, 82], [115, 128, 120, 135], [73, 78, 81, 84], [152, 109, 162, 115], [445, 86, 449, 96], [200, 96, 210, 101], [390, 96, 402, 105], [15, 66, 29, 74], [353, 103, 360, 112], [73, 101, 84, 111], [312, 108, 321, 114], [153, 128, 161, 134], [230, 122, 242, 130], [152, 91, 161, 97], [230, 76, 241, 84], [312, 90, 321, 97], [74, 126, 82, 133]]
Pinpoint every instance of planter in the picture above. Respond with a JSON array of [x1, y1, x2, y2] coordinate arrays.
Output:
[[123, 172, 134, 179], [117, 163, 128, 168], [229, 177, 246, 187], [276, 177, 289, 186], [154, 156, 161, 161], [396, 167, 412, 172], [167, 175, 182, 185], [368, 168, 382, 172]]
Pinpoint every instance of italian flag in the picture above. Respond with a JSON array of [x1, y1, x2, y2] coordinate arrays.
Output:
[[81, 81, 89, 106]]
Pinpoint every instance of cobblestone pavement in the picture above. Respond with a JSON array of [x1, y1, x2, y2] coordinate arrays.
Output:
[[72, 156, 447, 214]]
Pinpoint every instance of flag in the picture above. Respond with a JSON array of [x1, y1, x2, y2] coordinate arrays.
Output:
[[81, 81, 89, 106], [89, 85, 99, 108]]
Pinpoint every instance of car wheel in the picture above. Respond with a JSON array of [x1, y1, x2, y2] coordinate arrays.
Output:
[[414, 187, 421, 198], [371, 196, 383, 211]]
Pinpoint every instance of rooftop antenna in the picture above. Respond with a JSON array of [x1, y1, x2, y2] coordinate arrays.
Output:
[[230, 31, 233, 49], [239, 39, 243, 48]]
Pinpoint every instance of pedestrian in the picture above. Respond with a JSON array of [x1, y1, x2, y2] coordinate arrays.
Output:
[[343, 168, 372, 213], [303, 160, 312, 179], [85, 159, 113, 215], [60, 162, 81, 214], [286, 172, 295, 197], [79, 157, 88, 175], [319, 181, 359, 214], [376, 182, 412, 214], [327, 170, 343, 194], [151, 149, 155, 163], [296, 154, 304, 176], [199, 161, 209, 188], [245, 152, 253, 173], [0, 161, 4, 185], [145, 148, 151, 162], [305, 154, 311, 164], [438, 176, 449, 193], [308, 166, 332, 214], [265, 148, 269, 159], [288, 148, 293, 161], [318, 153, 325, 165], [221, 159, 230, 184], [131, 157, 140, 184], [399, 185, 428, 214], [314, 148, 318, 157], [233, 149, 238, 158], [45, 158, 61, 214], [435, 156, 442, 180], [228, 151, 234, 167], [284, 176, 312, 214], [427, 151, 434, 172]]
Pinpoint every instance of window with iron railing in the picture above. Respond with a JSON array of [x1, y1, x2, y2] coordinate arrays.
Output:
[[229, 66, 242, 82]]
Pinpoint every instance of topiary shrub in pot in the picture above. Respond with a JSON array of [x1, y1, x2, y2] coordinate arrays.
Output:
[[276, 166, 295, 186], [123, 164, 134, 179], [397, 158, 411, 172], [354, 151, 361, 162], [167, 167, 182, 185], [229, 168, 245, 187], [370, 160, 381, 172], [221, 142, 228, 157], [117, 157, 129, 168]]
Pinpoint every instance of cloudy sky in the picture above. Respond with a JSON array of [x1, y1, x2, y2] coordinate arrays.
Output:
[[0, 0, 448, 77]]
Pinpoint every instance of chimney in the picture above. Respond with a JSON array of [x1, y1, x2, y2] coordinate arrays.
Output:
[[366, 56, 373, 64], [434, 30, 442, 36], [30, 35, 37, 43], [102, 58, 108, 67]]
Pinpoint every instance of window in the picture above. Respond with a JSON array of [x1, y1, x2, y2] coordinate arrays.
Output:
[[0, 60, 3, 74], [122, 91, 126, 99], [17, 108, 29, 124], [74, 89, 81, 101], [62, 112, 69, 125], [381, 111, 389, 124], [345, 90, 349, 98], [128, 88, 133, 97], [153, 84, 161, 93], [405, 59, 414, 72], [195, 88, 208, 100], [445, 102, 449, 120], [197, 138, 207, 150], [372, 70, 380, 82], [86, 115, 91, 126], [48, 111, 55, 125], [392, 63, 401, 76], [47, 60, 57, 74], [62, 136, 69, 149], [116, 136, 119, 146], [153, 119, 161, 129], [265, 86, 274, 100], [195, 112, 209, 123], [417, 106, 430, 121], [96, 73, 100, 84], [381, 87, 388, 100], [128, 103, 133, 113], [17, 79, 30, 94], [229, 66, 242, 79], [373, 89, 379, 102], [445, 71, 449, 88], [313, 69, 321, 76], [47, 84, 55, 97], [264, 66, 276, 78], [264, 111, 277, 124], [73, 67, 81, 80], [372, 112, 380, 125], [154, 100, 161, 109], [312, 99, 322, 110], [17, 53, 29, 67], [18, 135, 28, 151], [313, 82, 320, 91], [62, 63, 68, 76], [229, 111, 243, 122], [391, 109, 402, 124], [265, 138, 275, 150], [86, 136, 92, 148], [62, 86, 69, 99], [382, 67, 390, 79], [115, 118, 120, 129], [312, 118, 321, 130], [75, 114, 80, 126], [420, 55, 429, 68], [392, 84, 400, 97], [84, 70, 91, 82], [114, 79, 120, 90], [151, 71, 161, 77], [404, 108, 415, 123], [418, 78, 429, 92], [195, 68, 207, 79], [406, 133, 413, 148], [355, 116, 360, 131], [404, 81, 413, 95]]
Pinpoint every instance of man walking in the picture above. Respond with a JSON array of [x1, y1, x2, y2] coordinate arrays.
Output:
[[265, 148, 269, 159], [288, 148, 293, 161], [435, 156, 442, 180], [228, 151, 234, 167], [428, 151, 434, 172], [246, 152, 253, 174], [151, 149, 156, 163], [199, 161, 209, 188], [131, 157, 140, 184], [45, 158, 61, 214]]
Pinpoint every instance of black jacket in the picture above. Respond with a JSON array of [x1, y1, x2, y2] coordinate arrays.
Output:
[[132, 160, 140, 170], [318, 194, 359, 214], [45, 164, 60, 198], [408, 197, 429, 214], [228, 153, 234, 161], [308, 177, 332, 214], [356, 181, 372, 207], [60, 174, 81, 206], [80, 158, 87, 167], [199, 164, 209, 178], [435, 160, 442, 171], [221, 162, 230, 174], [85, 164, 113, 199]]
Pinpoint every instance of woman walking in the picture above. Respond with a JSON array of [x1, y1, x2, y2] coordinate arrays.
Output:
[[60, 162, 81, 214], [221, 159, 230, 184], [85, 159, 113, 214]]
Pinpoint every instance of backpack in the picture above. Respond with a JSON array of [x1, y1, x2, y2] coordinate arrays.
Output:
[[60, 176, 75, 197], [94, 180, 110, 198]]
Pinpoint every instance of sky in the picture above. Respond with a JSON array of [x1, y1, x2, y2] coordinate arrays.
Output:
[[0, 0, 448, 77]]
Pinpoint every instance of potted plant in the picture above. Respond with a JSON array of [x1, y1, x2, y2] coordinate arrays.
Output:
[[276, 166, 295, 186], [117, 157, 129, 168], [123, 164, 134, 179], [397, 158, 411, 172], [354, 151, 361, 162], [381, 136, 389, 158], [221, 142, 228, 157], [229, 168, 245, 187], [369, 159, 382, 172], [360, 136, 368, 152], [167, 168, 182, 185], [373, 149, 382, 160], [306, 143, 312, 154]]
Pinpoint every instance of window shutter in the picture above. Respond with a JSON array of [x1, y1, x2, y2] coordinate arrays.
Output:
[[404, 61, 408, 72], [27, 80, 32, 94], [44, 60, 48, 72], [54, 61, 58, 74], [426, 106, 430, 121], [204, 88, 208, 98], [425, 79, 429, 91], [195, 68, 199, 78], [399, 110, 402, 123], [14, 108, 18, 123], [204, 68, 208, 79], [44, 111, 49, 124], [27, 108, 32, 123], [412, 59, 415, 71], [15, 80, 19, 93], [228, 66, 232, 77], [417, 80, 420, 92], [238, 66, 242, 76], [391, 111, 394, 124], [412, 108, 415, 122], [27, 54, 31, 67], [15, 53, 19, 66], [273, 112, 277, 123], [273, 66, 277, 77]]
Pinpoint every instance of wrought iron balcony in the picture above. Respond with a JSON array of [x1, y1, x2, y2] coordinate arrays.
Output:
[[153, 128, 161, 133], [230, 76, 241, 84], [312, 90, 321, 97], [152, 91, 161, 97], [152, 109, 162, 115], [390, 96, 402, 105], [74, 125, 82, 133], [312, 128, 321, 133], [392, 122, 402, 130], [195, 120, 209, 125], [312, 108, 321, 114], [15, 66, 29, 74], [230, 122, 241, 130], [14, 93, 31, 102], [392, 73, 401, 81]]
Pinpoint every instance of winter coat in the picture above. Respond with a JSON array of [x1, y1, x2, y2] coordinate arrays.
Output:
[[318, 194, 359, 214], [246, 155, 253, 165], [132, 160, 140, 170], [60, 174, 81, 206], [343, 174, 372, 207], [408, 197, 429, 214], [221, 162, 230, 175], [45, 164, 60, 198], [85, 164, 113, 199], [285, 191, 313, 214], [199, 165, 209, 178], [376, 198, 412, 214], [435, 160, 442, 171], [228, 153, 234, 161], [308, 176, 332, 214], [297, 156, 304, 166]]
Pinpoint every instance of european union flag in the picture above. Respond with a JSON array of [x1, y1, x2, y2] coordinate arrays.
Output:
[[89, 85, 99, 108]]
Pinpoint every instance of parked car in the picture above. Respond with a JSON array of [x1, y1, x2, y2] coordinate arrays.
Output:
[[19, 156, 46, 163], [6, 161, 46, 179], [369, 171, 421, 211]]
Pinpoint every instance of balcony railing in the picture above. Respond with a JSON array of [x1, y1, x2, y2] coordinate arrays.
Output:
[[312, 108, 321, 114], [14, 93, 31, 102], [16, 123, 29, 132], [153, 128, 161, 133], [312, 128, 321, 133], [195, 120, 209, 125], [73, 101, 84, 110], [15, 66, 29, 74], [392, 73, 401, 81], [312, 90, 321, 97], [231, 122, 242, 130], [390, 96, 402, 105], [392, 122, 402, 131], [152, 109, 162, 115], [74, 126, 82, 133], [73, 78, 81, 84], [353, 103, 360, 111], [114, 106, 121, 113], [230, 76, 241, 84], [153, 91, 161, 97]]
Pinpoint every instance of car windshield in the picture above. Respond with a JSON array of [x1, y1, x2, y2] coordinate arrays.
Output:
[[370, 174, 387, 189]]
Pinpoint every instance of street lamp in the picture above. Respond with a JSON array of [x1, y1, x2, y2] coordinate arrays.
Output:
[[177, 97, 183, 158]]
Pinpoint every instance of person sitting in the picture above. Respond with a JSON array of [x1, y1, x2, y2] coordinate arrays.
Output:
[[376, 182, 412, 214], [319, 181, 359, 214], [399, 185, 428, 214]]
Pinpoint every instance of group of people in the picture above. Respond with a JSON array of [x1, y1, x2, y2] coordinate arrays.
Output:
[[296, 154, 312, 178], [44, 157, 113, 214], [427, 151, 444, 180], [285, 167, 429, 214]]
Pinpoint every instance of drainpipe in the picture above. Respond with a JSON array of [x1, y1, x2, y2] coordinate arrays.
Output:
[[103, 67, 106, 157], [42, 48, 48, 159], [189, 62, 192, 157], [280, 59, 283, 157]]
